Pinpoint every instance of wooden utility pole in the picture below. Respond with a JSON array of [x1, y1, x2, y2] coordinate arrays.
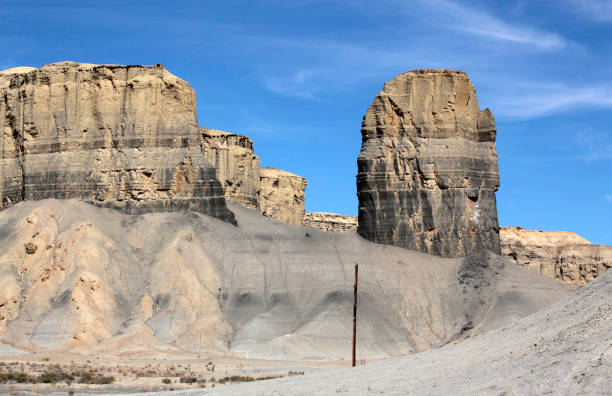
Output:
[[352, 262, 359, 367]]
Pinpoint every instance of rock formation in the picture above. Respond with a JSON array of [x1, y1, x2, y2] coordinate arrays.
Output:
[[200, 127, 260, 209], [357, 69, 500, 257], [501, 227, 611, 287], [0, 62, 235, 223], [303, 212, 357, 232], [257, 167, 306, 225]]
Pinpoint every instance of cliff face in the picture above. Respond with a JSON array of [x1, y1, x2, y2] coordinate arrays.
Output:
[[0, 62, 235, 222], [200, 127, 260, 209], [357, 69, 500, 257], [199, 127, 309, 223], [257, 167, 306, 225], [303, 212, 357, 232], [500, 227, 611, 287]]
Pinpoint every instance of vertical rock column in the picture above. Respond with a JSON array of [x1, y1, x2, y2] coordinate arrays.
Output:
[[357, 69, 500, 257]]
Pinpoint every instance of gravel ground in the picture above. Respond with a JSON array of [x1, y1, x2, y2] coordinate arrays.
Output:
[[146, 268, 612, 395]]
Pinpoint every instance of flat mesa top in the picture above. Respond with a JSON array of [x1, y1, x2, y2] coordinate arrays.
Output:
[[199, 127, 234, 137], [398, 68, 469, 77], [260, 167, 304, 179], [0, 61, 181, 81], [500, 227, 591, 245]]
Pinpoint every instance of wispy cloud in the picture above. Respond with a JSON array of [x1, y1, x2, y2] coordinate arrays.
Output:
[[605, 195, 612, 203], [351, 0, 572, 50], [565, 0, 612, 23], [494, 82, 612, 118], [575, 129, 612, 162], [262, 69, 322, 99], [242, 38, 411, 99], [415, 0, 570, 50], [247, 1, 575, 99]]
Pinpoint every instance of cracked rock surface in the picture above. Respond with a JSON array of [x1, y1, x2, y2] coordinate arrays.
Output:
[[357, 69, 500, 257], [0, 62, 235, 223], [257, 167, 306, 225], [501, 227, 611, 287]]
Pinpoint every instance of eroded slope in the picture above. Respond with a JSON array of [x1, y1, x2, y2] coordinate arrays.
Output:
[[0, 200, 569, 360]]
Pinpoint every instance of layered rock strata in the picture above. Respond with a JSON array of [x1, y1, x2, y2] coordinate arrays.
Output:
[[303, 212, 357, 232], [357, 69, 500, 257], [501, 227, 611, 287], [258, 167, 306, 225], [199, 127, 260, 209], [0, 62, 235, 223]]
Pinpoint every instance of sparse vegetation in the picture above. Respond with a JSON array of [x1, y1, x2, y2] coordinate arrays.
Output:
[[0, 368, 114, 385], [217, 375, 281, 384], [0, 359, 286, 391]]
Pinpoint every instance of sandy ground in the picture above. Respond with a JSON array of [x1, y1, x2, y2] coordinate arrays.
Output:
[[141, 268, 612, 396], [0, 199, 587, 395], [0, 352, 348, 394], [3, 264, 601, 396]]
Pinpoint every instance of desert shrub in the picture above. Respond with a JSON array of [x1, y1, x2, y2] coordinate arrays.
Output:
[[257, 375, 281, 381], [218, 375, 255, 384], [162, 378, 172, 384], [180, 376, 198, 384], [79, 372, 114, 384], [0, 372, 34, 383], [38, 371, 74, 383]]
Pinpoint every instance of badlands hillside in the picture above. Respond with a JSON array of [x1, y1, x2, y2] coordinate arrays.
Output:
[[0, 199, 570, 358], [0, 62, 609, 393], [164, 258, 612, 395], [302, 215, 612, 288]]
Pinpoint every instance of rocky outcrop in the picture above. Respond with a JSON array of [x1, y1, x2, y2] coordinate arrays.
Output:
[[0, 62, 235, 223], [357, 69, 500, 257], [199, 127, 312, 223], [303, 212, 357, 232], [501, 227, 611, 287], [258, 167, 306, 225], [200, 127, 260, 209]]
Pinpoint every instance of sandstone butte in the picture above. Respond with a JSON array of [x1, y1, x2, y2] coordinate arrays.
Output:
[[0, 62, 305, 224], [356, 69, 500, 258], [0, 62, 235, 222]]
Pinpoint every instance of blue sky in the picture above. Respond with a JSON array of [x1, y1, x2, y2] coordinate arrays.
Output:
[[1, 0, 611, 244]]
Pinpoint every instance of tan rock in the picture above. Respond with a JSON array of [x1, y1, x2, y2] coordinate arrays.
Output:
[[357, 69, 500, 257], [257, 168, 306, 225], [200, 127, 260, 209], [303, 212, 357, 232], [0, 61, 235, 223], [500, 227, 611, 287]]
